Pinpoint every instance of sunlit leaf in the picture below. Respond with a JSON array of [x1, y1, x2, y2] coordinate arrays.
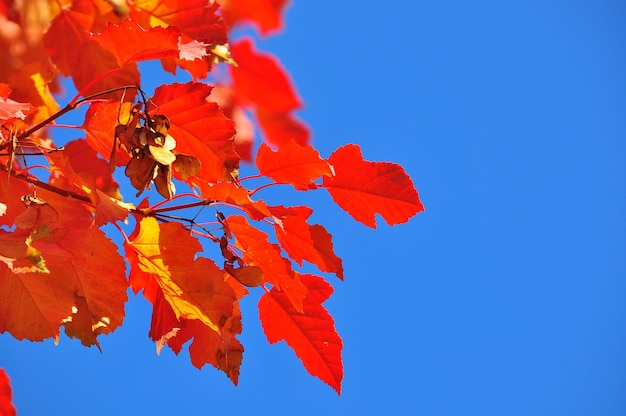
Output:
[[259, 274, 343, 394], [323, 144, 425, 228]]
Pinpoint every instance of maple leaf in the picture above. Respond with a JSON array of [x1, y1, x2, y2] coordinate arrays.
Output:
[[0, 188, 127, 346], [128, 0, 228, 78], [256, 108, 310, 147], [259, 274, 343, 394], [270, 205, 344, 279], [210, 85, 256, 162], [323, 144, 425, 228], [126, 217, 236, 335], [0, 228, 47, 273], [45, 139, 131, 225], [83, 101, 133, 166], [226, 215, 307, 312], [43, 0, 139, 99], [47, 139, 121, 200], [148, 82, 238, 182], [6, 62, 60, 124], [0, 369, 16, 416], [167, 300, 244, 384], [256, 138, 333, 190], [126, 217, 242, 381], [219, 0, 290, 35], [0, 84, 32, 120], [230, 38, 301, 113], [0, 171, 31, 227], [92, 20, 181, 67]]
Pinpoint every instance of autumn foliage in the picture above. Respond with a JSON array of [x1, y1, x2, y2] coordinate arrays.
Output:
[[0, 0, 423, 397]]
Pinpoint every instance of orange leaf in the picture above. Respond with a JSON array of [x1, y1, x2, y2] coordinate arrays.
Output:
[[226, 215, 307, 312], [0, 369, 16, 416], [148, 82, 238, 182], [271, 205, 343, 279], [256, 138, 333, 190], [92, 20, 180, 67], [6, 62, 60, 124], [126, 218, 242, 382], [259, 274, 343, 394], [323, 144, 425, 228], [126, 217, 236, 335], [0, 188, 128, 346], [230, 38, 301, 113]]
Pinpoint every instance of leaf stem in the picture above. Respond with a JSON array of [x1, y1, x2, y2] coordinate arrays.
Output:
[[249, 181, 280, 197]]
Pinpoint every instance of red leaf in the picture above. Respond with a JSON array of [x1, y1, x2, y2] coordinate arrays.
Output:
[[256, 108, 310, 147], [125, 218, 242, 383], [323, 144, 425, 228], [271, 205, 343, 279], [210, 85, 255, 162], [47, 139, 121, 200], [128, 0, 227, 44], [83, 101, 132, 166], [230, 38, 301, 113], [92, 20, 181, 67], [0, 84, 31, 120], [128, 0, 228, 78], [167, 305, 244, 384], [0, 369, 16, 416], [256, 138, 333, 190], [0, 171, 31, 227], [220, 0, 290, 35], [148, 82, 238, 182], [226, 215, 307, 312], [43, 0, 138, 99], [259, 274, 343, 394]]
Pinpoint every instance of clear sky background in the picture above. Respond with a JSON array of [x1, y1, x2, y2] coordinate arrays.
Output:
[[2, 1, 626, 415]]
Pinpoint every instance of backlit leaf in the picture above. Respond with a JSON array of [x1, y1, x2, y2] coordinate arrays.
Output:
[[148, 82, 238, 182], [92, 19, 180, 67], [126, 217, 236, 335], [0, 188, 128, 346], [0, 84, 32, 120], [128, 0, 228, 78], [256, 138, 333, 190], [271, 205, 343, 279], [226, 215, 307, 312], [259, 274, 343, 394], [220, 0, 290, 35], [256, 108, 310, 147], [230, 38, 301, 113], [0, 369, 16, 416], [83, 101, 133, 166], [323, 144, 425, 228]]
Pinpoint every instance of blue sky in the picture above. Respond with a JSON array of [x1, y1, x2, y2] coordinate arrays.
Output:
[[2, 1, 626, 415]]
